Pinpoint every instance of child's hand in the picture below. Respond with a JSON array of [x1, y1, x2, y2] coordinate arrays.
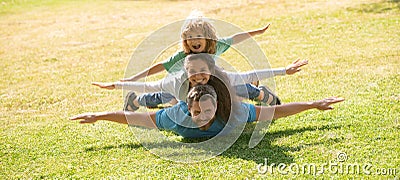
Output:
[[312, 97, 345, 110], [258, 23, 270, 34], [285, 59, 308, 75], [92, 82, 116, 90]]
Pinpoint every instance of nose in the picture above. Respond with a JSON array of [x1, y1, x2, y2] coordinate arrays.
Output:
[[194, 73, 203, 79], [199, 112, 211, 121]]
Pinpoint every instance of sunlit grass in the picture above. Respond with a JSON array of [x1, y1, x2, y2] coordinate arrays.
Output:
[[1, 0, 399, 178]]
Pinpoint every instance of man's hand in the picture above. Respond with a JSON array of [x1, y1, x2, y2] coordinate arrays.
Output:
[[313, 97, 345, 110], [70, 113, 99, 124]]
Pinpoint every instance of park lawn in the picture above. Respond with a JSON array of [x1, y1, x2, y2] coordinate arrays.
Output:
[[1, 0, 399, 179]]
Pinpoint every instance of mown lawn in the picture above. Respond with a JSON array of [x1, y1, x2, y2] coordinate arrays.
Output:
[[1, 0, 399, 179]]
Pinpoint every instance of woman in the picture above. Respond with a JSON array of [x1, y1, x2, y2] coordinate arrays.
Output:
[[93, 53, 307, 110]]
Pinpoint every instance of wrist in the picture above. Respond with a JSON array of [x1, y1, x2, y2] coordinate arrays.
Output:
[[308, 101, 317, 109]]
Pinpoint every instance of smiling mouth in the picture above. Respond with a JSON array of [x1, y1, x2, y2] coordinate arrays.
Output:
[[192, 44, 202, 50], [193, 79, 206, 84]]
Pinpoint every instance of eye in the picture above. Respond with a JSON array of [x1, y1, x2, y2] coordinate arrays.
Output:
[[200, 68, 209, 73], [189, 70, 196, 74], [193, 111, 200, 116]]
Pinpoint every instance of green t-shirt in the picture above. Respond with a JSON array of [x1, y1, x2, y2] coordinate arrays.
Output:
[[162, 37, 233, 73]]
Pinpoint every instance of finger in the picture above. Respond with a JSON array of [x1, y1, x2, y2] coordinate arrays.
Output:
[[79, 120, 90, 124], [300, 60, 308, 65], [293, 59, 300, 64], [297, 63, 307, 68], [70, 115, 83, 120], [333, 97, 345, 103], [91, 82, 101, 86], [265, 23, 270, 30]]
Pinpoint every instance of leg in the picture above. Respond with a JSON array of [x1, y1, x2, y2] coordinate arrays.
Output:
[[234, 83, 261, 100], [234, 84, 281, 106], [137, 92, 177, 108], [258, 85, 281, 105], [124, 91, 139, 111]]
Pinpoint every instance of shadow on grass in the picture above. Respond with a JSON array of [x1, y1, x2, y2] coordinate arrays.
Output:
[[85, 143, 143, 152], [220, 123, 342, 164], [85, 123, 342, 165]]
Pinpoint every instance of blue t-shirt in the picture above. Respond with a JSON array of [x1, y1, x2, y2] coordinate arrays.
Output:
[[162, 37, 233, 73], [155, 101, 256, 138]]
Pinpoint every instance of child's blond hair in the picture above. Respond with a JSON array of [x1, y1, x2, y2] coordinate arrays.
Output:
[[181, 12, 218, 55]]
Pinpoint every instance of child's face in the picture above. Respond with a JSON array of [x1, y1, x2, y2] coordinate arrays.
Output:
[[185, 29, 207, 53], [186, 58, 211, 87], [189, 98, 217, 130]]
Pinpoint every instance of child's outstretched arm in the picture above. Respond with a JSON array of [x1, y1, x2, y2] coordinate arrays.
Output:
[[120, 63, 165, 82], [231, 23, 270, 45]]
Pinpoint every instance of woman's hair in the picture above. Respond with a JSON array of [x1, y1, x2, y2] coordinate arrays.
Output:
[[184, 53, 237, 123], [181, 17, 218, 55]]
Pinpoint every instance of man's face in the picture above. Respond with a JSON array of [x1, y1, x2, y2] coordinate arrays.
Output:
[[189, 98, 217, 130]]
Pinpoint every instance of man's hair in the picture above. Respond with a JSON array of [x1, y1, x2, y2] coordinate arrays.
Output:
[[187, 84, 217, 108]]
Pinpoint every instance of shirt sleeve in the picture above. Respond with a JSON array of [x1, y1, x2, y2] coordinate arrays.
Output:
[[246, 103, 257, 122], [233, 103, 257, 123], [162, 51, 187, 73], [156, 101, 191, 129], [215, 37, 233, 57], [226, 68, 286, 85], [114, 81, 162, 92], [155, 101, 186, 130]]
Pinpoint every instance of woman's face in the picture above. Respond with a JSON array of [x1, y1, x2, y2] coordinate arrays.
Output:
[[185, 29, 207, 53], [186, 59, 211, 87]]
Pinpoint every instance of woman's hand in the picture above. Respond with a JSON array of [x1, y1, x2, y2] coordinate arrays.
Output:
[[285, 59, 308, 75], [92, 82, 116, 90]]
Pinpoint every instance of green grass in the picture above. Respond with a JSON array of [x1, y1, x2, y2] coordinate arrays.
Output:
[[1, 0, 399, 179]]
